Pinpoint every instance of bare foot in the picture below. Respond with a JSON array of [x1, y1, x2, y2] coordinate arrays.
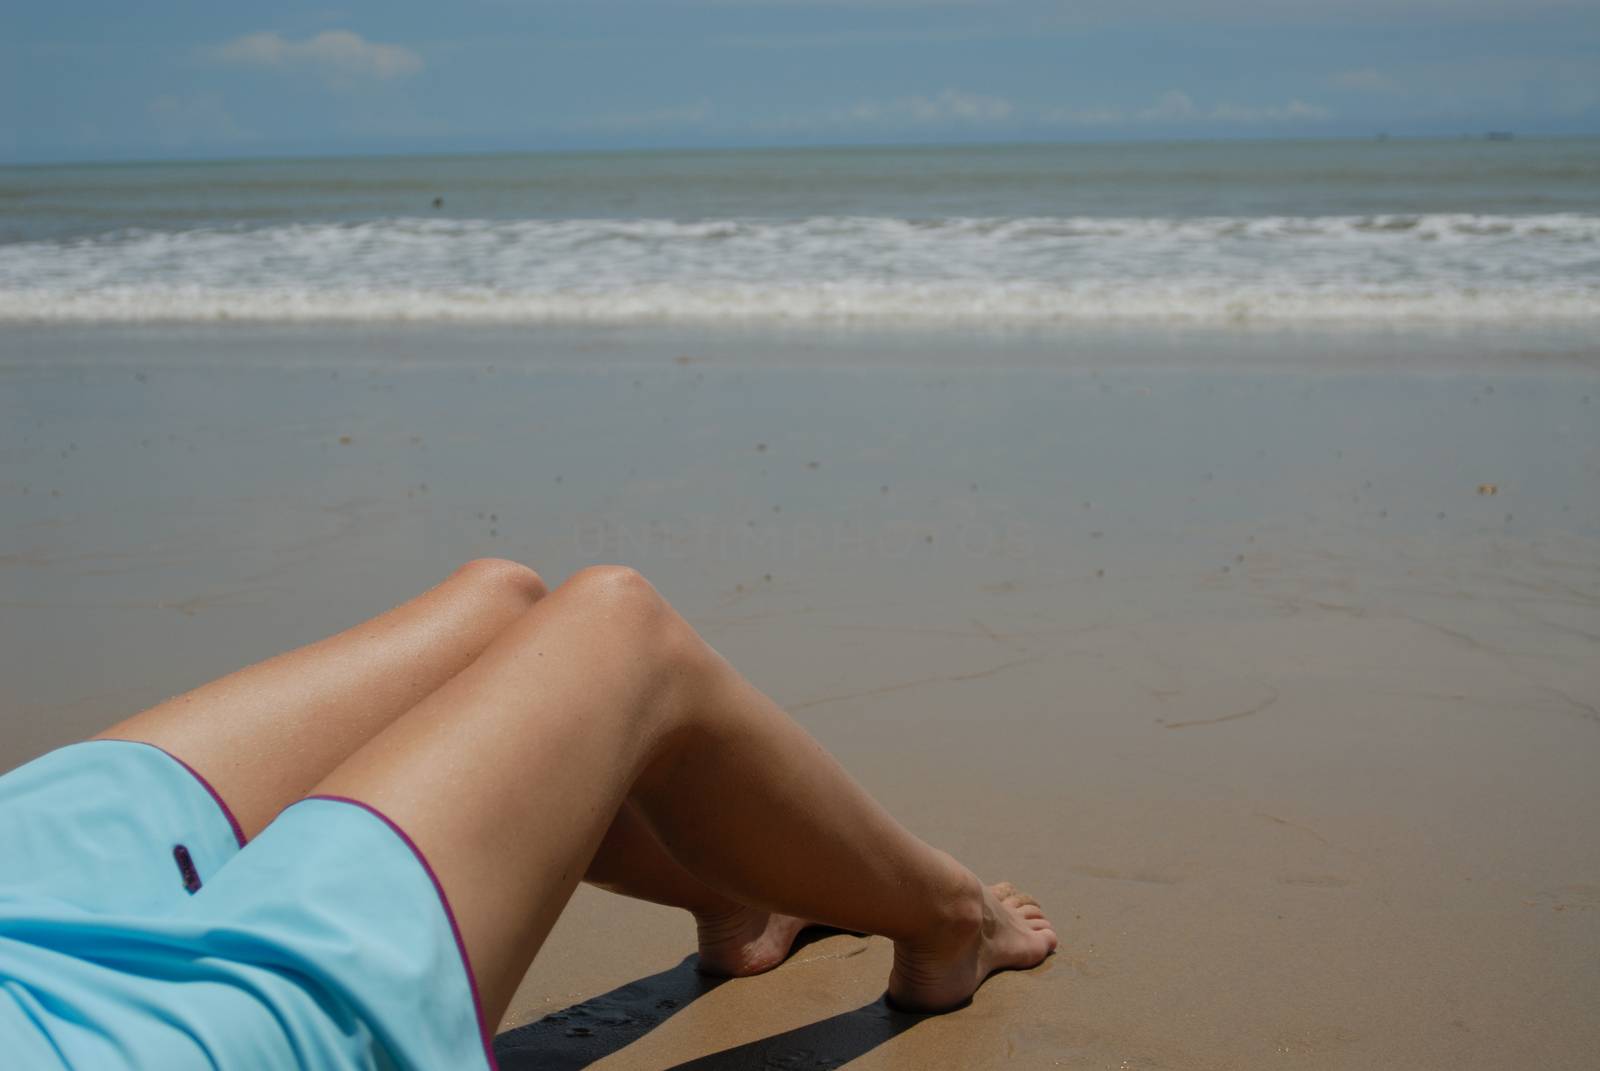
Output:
[[887, 875, 1058, 1012], [695, 905, 812, 977]]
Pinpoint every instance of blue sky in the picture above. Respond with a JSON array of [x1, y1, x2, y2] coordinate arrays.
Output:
[[4, 1, 1598, 163]]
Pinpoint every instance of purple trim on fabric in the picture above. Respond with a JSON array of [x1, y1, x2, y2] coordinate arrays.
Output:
[[304, 794, 500, 1071], [123, 739, 249, 848]]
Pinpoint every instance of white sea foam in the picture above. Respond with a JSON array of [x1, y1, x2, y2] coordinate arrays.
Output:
[[2, 214, 1597, 325]]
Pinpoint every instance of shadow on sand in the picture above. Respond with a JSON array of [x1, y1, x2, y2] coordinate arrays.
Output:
[[493, 941, 924, 1070], [657, 998, 922, 1071]]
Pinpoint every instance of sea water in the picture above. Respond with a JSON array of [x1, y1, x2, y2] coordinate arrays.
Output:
[[2, 137, 1598, 327], [3, 139, 1600, 329]]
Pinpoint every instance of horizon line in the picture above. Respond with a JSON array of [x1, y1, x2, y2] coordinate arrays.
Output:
[[5, 129, 1596, 171]]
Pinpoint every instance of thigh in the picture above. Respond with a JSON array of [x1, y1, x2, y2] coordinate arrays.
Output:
[[95, 559, 545, 841], [0, 740, 243, 917], [0, 793, 489, 1071], [309, 566, 688, 1026], [178, 796, 493, 1070]]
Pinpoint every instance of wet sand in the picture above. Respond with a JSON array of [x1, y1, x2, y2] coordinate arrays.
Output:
[[2, 324, 1598, 1068]]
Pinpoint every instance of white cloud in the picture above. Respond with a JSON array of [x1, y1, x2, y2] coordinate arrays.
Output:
[[840, 88, 1015, 125], [1044, 90, 1331, 126], [1137, 89, 1200, 121], [1332, 68, 1402, 93], [1209, 98, 1331, 121], [1037, 105, 1124, 125], [209, 30, 423, 83]]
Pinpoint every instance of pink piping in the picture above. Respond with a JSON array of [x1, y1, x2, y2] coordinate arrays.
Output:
[[128, 740, 249, 848], [305, 794, 500, 1071]]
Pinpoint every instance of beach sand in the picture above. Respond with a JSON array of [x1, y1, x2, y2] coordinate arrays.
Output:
[[2, 324, 1597, 1068]]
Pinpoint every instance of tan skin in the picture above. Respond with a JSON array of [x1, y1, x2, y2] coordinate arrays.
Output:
[[95, 559, 1056, 1026]]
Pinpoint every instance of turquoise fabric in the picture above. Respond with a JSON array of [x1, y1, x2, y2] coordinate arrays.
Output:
[[0, 741, 494, 1070]]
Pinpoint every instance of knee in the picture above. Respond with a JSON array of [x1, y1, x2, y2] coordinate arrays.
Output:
[[451, 557, 548, 609], [560, 564, 666, 619], [558, 565, 693, 654], [554, 565, 716, 733]]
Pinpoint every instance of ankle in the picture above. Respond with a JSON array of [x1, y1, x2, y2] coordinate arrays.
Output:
[[693, 901, 755, 937], [905, 852, 985, 947]]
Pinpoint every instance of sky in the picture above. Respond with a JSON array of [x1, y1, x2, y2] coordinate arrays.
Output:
[[3, 1, 1599, 163]]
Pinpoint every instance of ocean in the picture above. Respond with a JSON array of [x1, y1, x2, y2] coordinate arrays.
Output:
[[3, 138, 1599, 328]]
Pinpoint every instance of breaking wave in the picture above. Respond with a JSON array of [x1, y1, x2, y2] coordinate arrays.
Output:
[[3, 214, 1597, 325]]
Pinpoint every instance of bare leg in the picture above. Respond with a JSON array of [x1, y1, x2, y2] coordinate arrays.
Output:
[[89, 554, 807, 968], [94, 558, 547, 838], [586, 801, 812, 977], [314, 566, 1057, 1023]]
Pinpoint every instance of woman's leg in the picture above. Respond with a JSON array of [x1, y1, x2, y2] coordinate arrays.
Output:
[[89, 554, 814, 969], [94, 558, 548, 838], [586, 801, 812, 977], [314, 565, 1056, 1024]]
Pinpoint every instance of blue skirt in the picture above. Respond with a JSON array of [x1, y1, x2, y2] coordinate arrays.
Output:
[[0, 740, 496, 1070]]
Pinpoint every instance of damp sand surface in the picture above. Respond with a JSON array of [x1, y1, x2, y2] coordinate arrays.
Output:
[[2, 324, 1598, 1069]]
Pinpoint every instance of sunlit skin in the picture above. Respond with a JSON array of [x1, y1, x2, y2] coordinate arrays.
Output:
[[98, 559, 1056, 1024]]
